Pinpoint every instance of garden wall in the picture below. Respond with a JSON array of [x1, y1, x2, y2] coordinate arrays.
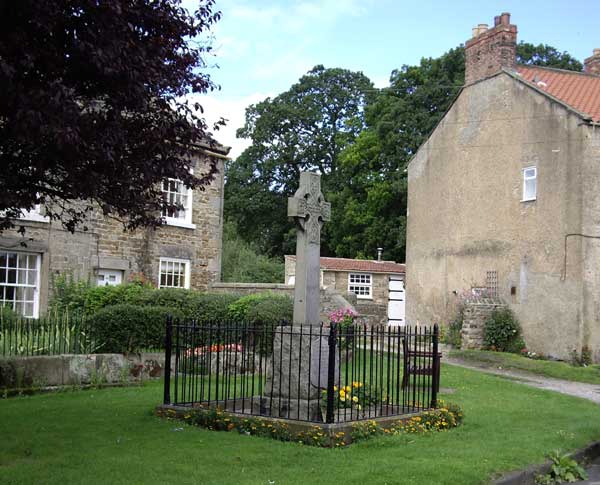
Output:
[[460, 298, 507, 349], [0, 352, 170, 390], [210, 283, 364, 324]]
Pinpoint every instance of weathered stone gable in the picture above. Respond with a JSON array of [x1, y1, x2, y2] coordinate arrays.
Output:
[[406, 72, 594, 360]]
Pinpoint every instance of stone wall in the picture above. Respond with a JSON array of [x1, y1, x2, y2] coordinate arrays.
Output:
[[0, 352, 170, 390], [406, 70, 592, 361], [460, 299, 507, 349], [0, 151, 226, 316], [210, 282, 294, 297], [210, 283, 364, 324]]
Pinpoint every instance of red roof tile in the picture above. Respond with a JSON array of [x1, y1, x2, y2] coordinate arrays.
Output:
[[288, 256, 405, 274], [516, 66, 600, 122]]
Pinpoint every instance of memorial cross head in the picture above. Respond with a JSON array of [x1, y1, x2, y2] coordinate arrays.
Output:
[[288, 172, 331, 244]]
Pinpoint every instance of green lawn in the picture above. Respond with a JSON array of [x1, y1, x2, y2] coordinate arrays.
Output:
[[450, 349, 600, 385], [2, 364, 600, 485]]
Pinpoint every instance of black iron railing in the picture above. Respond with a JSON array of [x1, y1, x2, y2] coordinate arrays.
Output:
[[0, 313, 97, 357], [164, 317, 441, 424]]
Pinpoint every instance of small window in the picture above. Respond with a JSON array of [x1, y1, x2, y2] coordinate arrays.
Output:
[[522, 166, 537, 201], [0, 251, 41, 318], [19, 204, 49, 223], [161, 178, 194, 228], [158, 258, 190, 289], [97, 269, 123, 287], [348, 273, 372, 299]]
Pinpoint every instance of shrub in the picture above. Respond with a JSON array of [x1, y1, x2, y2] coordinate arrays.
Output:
[[227, 292, 292, 325], [189, 293, 241, 323], [88, 304, 184, 353], [483, 307, 523, 353], [221, 221, 284, 283], [0, 305, 18, 321]]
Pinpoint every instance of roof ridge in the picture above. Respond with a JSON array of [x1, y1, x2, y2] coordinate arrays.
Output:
[[517, 64, 600, 79], [506, 68, 597, 122]]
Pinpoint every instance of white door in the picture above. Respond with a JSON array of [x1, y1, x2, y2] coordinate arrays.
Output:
[[387, 276, 405, 326]]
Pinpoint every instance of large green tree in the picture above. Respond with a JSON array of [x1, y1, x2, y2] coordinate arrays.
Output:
[[328, 42, 583, 262], [227, 42, 583, 262], [225, 65, 374, 256]]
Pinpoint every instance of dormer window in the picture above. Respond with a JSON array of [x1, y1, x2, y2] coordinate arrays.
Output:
[[161, 178, 195, 229], [522, 166, 537, 202]]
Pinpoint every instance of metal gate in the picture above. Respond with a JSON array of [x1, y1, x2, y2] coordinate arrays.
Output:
[[387, 275, 405, 326]]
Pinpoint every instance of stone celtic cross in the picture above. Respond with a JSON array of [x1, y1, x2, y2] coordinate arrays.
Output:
[[288, 172, 331, 325]]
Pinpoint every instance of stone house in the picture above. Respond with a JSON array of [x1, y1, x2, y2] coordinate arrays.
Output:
[[0, 139, 230, 318], [405, 12, 600, 360], [285, 255, 406, 325]]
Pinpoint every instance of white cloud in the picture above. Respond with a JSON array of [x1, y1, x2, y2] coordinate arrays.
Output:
[[189, 92, 273, 160], [229, 0, 369, 33]]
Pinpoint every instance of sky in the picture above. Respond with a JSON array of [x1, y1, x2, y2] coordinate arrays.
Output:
[[182, 0, 600, 159]]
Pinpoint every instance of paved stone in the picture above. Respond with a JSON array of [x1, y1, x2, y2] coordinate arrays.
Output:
[[445, 357, 600, 405], [580, 463, 600, 484]]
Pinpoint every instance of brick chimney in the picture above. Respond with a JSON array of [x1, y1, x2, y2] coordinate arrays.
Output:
[[584, 49, 600, 76], [465, 12, 518, 85]]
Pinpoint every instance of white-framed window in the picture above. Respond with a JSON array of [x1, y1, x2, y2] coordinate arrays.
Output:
[[522, 166, 537, 202], [348, 273, 372, 299], [161, 178, 195, 229], [97, 269, 123, 287], [19, 204, 49, 223], [158, 258, 190, 289], [0, 251, 41, 318]]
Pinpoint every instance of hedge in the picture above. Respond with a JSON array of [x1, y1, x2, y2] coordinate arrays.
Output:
[[88, 304, 185, 353], [81, 291, 292, 353]]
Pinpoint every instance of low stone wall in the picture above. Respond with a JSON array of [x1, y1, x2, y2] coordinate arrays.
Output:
[[355, 301, 388, 327], [0, 352, 169, 390], [461, 298, 507, 349], [211, 283, 362, 324], [210, 282, 294, 297]]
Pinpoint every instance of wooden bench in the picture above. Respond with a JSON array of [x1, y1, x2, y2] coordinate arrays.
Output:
[[401, 338, 441, 393]]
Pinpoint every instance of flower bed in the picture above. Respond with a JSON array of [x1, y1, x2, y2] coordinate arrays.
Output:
[[155, 399, 464, 447]]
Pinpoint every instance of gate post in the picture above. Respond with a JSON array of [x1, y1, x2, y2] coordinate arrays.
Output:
[[326, 324, 337, 424], [163, 314, 173, 405], [430, 324, 440, 409]]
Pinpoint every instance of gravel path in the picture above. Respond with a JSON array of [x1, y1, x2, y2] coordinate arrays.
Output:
[[444, 357, 600, 405]]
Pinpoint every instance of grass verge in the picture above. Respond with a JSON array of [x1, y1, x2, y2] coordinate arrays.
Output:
[[1, 364, 600, 484], [450, 349, 600, 385]]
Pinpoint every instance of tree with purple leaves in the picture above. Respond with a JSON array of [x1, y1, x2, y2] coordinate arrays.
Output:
[[0, 1, 223, 234]]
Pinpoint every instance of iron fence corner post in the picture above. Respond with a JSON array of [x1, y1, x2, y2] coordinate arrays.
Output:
[[326, 323, 337, 424], [430, 323, 440, 409], [164, 314, 173, 405]]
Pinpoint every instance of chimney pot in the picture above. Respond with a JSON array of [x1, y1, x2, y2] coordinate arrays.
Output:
[[465, 12, 517, 84], [584, 48, 600, 75], [377, 248, 383, 261]]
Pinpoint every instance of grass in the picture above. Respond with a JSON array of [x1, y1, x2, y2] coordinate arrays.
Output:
[[450, 349, 600, 385], [2, 364, 600, 484]]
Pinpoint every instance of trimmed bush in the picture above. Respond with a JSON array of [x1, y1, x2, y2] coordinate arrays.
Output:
[[88, 304, 184, 353], [483, 307, 523, 353], [189, 293, 241, 323], [228, 292, 292, 324]]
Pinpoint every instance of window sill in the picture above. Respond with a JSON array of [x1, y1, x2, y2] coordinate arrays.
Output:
[[164, 218, 196, 230], [19, 214, 50, 223], [521, 198, 537, 203], [356, 296, 373, 300]]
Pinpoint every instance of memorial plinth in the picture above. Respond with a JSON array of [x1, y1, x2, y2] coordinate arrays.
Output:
[[264, 172, 336, 421]]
